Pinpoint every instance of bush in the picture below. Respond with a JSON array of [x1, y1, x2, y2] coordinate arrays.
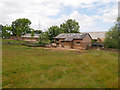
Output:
[[8, 42, 11, 44], [104, 27, 119, 49], [92, 42, 104, 47], [104, 18, 120, 49], [56, 41, 59, 45], [22, 43, 46, 47]]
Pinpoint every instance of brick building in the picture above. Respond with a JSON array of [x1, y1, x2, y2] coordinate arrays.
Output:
[[86, 32, 107, 42], [21, 33, 39, 42], [54, 33, 92, 49]]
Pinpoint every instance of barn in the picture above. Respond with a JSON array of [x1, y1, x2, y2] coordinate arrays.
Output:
[[86, 32, 107, 42], [21, 33, 40, 42], [54, 33, 92, 49]]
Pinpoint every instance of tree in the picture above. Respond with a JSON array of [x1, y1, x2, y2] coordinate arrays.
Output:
[[45, 19, 80, 41], [34, 30, 42, 34], [39, 32, 49, 44], [11, 18, 31, 42], [46, 26, 60, 40], [1, 25, 12, 39], [26, 29, 42, 34], [31, 30, 35, 41], [104, 18, 120, 49], [0, 25, 2, 37], [60, 19, 80, 33]]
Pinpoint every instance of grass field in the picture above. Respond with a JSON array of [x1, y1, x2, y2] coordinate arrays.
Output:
[[2, 39, 21, 43], [2, 45, 118, 88]]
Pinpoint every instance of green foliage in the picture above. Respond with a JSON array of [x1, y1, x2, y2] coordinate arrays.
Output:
[[34, 30, 42, 34], [92, 40, 97, 43], [1, 25, 12, 39], [60, 19, 80, 33], [31, 30, 34, 39], [2, 39, 46, 47], [2, 39, 25, 44], [117, 17, 120, 21], [27, 29, 42, 34], [22, 43, 46, 47], [56, 41, 59, 45], [0, 25, 2, 37], [11, 18, 31, 40], [45, 19, 80, 40], [39, 33, 49, 44], [104, 18, 120, 49], [46, 26, 60, 40]]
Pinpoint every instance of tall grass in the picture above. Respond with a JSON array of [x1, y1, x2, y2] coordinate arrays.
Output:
[[2, 45, 118, 88]]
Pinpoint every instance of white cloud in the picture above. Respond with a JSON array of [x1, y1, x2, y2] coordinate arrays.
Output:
[[61, 0, 119, 8], [98, 4, 118, 23], [37, 11, 96, 32], [0, 0, 62, 26], [0, 0, 118, 32], [62, 0, 99, 8], [69, 11, 95, 27]]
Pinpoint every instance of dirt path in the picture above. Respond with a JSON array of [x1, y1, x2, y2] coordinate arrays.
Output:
[[32, 47, 87, 52]]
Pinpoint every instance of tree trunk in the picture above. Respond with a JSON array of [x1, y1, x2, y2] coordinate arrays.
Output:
[[16, 35, 19, 40], [19, 36, 22, 45], [19, 33, 22, 45]]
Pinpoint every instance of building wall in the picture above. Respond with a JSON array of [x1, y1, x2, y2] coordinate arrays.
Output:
[[73, 34, 92, 49], [97, 38, 104, 42], [10, 36, 18, 40], [22, 37, 38, 42], [55, 34, 92, 49], [58, 38, 65, 47], [72, 39, 83, 49], [82, 34, 92, 49], [55, 38, 72, 48], [64, 41, 72, 48]]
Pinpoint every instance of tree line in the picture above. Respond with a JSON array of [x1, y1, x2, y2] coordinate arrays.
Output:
[[104, 17, 120, 49], [0, 18, 80, 42], [0, 18, 119, 49]]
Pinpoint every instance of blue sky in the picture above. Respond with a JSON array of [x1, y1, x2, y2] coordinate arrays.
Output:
[[0, 0, 119, 32]]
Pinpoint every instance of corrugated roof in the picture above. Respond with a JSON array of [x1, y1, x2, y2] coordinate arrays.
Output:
[[21, 33, 40, 38], [81, 32, 107, 39], [64, 37, 73, 41], [54, 33, 88, 41]]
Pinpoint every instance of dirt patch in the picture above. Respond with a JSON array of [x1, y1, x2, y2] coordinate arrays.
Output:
[[32, 47, 87, 52], [45, 47, 87, 52]]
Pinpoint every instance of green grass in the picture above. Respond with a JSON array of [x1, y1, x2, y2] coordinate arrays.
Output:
[[2, 39, 27, 45], [2, 45, 118, 88], [2, 39, 20, 43]]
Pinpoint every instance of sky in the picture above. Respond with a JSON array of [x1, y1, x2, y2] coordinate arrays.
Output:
[[0, 0, 119, 32]]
